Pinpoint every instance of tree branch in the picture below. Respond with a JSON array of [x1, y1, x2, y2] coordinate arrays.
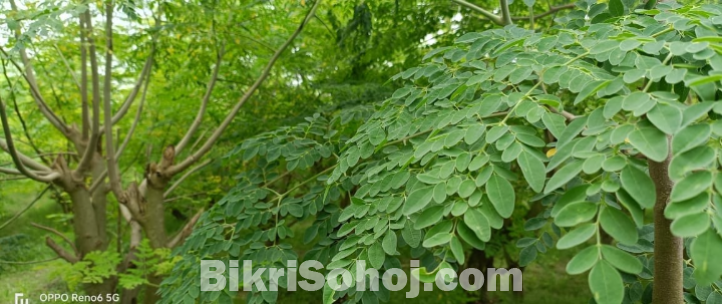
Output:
[[80, 15, 90, 139], [164, 159, 211, 198], [167, 0, 323, 175], [111, 55, 154, 125], [175, 46, 224, 154], [31, 222, 78, 255], [45, 237, 79, 263], [500, 0, 513, 25], [75, 10, 102, 175], [167, 208, 204, 248], [6, 0, 70, 136], [0, 95, 58, 182], [450, 0, 504, 25], [0, 186, 50, 231], [116, 62, 151, 160], [102, 1, 125, 201]]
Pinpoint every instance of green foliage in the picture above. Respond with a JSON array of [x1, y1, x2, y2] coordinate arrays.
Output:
[[52, 251, 121, 292], [157, 1, 722, 303]]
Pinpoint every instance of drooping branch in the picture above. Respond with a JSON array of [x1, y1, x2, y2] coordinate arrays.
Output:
[[174, 46, 225, 154], [2, 59, 48, 164], [31, 222, 78, 256], [0, 95, 58, 182], [166, 0, 323, 175], [0, 47, 70, 136], [6, 0, 70, 137], [0, 185, 51, 231]]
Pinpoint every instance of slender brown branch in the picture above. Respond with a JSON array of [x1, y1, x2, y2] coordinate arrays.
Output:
[[80, 15, 90, 139], [116, 62, 152, 160], [75, 10, 102, 175], [164, 159, 212, 197], [102, 2, 124, 200], [167, 208, 204, 248], [175, 46, 225, 154], [0, 96, 58, 182], [0, 186, 51, 231], [111, 55, 154, 125], [1, 59, 48, 164], [45, 237, 79, 263], [167, 0, 323, 175], [6, 0, 70, 136], [31, 222, 78, 255]]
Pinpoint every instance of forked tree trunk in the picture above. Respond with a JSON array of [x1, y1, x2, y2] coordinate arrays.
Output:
[[648, 148, 683, 303]]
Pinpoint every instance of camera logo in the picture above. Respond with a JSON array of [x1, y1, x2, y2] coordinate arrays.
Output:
[[15, 293, 29, 304]]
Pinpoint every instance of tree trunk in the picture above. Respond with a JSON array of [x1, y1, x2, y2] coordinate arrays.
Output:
[[648, 150, 683, 304], [465, 249, 495, 304]]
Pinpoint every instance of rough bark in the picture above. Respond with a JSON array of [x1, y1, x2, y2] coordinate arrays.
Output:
[[648, 148, 683, 304]]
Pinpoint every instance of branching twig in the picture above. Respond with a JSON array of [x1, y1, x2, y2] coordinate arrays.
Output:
[[167, 0, 323, 175], [175, 45, 225, 154]]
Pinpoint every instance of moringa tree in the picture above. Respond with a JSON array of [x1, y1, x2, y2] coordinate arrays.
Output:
[[0, 0, 322, 301], [163, 1, 722, 304]]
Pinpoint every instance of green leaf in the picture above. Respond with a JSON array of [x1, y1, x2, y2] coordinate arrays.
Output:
[[567, 245, 599, 275], [422, 232, 453, 248], [600, 207, 638, 245], [601, 245, 642, 274], [544, 159, 584, 194], [589, 260, 624, 304], [647, 104, 682, 135], [368, 243, 385, 269], [486, 174, 515, 218], [457, 222, 486, 250], [609, 0, 624, 16], [665, 192, 710, 220], [382, 231, 398, 255], [517, 151, 546, 193], [414, 206, 445, 229], [450, 236, 466, 264], [708, 293, 722, 304], [670, 171, 713, 202], [520, 245, 538, 266], [555, 202, 598, 227], [557, 223, 597, 250], [671, 212, 710, 238], [619, 165, 656, 209], [433, 183, 447, 203], [691, 229, 722, 285], [323, 284, 335, 304], [672, 124, 711, 155], [464, 208, 491, 242], [627, 126, 668, 162], [403, 186, 434, 215]]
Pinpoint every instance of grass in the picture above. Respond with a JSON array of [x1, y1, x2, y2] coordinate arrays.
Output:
[[0, 182, 77, 302]]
